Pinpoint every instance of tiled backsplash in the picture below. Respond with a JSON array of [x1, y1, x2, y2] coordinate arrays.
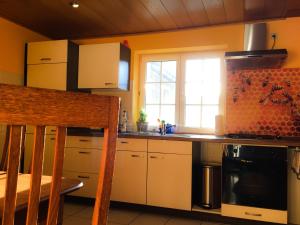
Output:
[[226, 68, 300, 137]]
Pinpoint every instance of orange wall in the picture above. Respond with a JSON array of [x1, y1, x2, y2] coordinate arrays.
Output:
[[74, 17, 300, 122], [0, 17, 48, 79]]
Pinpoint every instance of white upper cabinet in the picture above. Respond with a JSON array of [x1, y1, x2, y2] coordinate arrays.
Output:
[[78, 43, 130, 90], [26, 40, 78, 91], [27, 40, 68, 64]]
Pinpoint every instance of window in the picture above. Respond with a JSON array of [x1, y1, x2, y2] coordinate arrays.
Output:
[[144, 60, 177, 126], [140, 52, 224, 133]]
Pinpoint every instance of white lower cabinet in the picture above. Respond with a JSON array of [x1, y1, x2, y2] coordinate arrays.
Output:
[[111, 150, 147, 204], [147, 152, 192, 210], [63, 171, 99, 198], [24, 133, 56, 175], [63, 136, 103, 198]]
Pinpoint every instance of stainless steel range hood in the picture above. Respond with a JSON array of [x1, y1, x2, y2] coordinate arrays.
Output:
[[225, 23, 287, 70]]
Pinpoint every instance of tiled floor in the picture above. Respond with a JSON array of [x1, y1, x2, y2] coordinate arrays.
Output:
[[62, 201, 228, 225]]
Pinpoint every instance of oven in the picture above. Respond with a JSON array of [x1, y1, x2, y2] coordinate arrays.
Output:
[[222, 144, 288, 224]]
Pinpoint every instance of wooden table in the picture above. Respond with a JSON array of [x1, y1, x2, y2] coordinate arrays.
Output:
[[0, 172, 82, 225]]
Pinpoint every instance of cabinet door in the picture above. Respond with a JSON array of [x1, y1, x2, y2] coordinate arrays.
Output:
[[27, 40, 68, 64], [63, 171, 99, 198], [111, 151, 147, 204], [64, 148, 101, 174], [78, 43, 119, 89], [24, 134, 55, 175], [27, 63, 67, 90], [147, 153, 192, 210]]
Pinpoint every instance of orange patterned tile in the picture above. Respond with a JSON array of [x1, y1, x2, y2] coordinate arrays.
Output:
[[226, 68, 300, 137]]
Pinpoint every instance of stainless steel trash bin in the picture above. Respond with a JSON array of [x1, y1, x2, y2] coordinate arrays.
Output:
[[201, 163, 221, 209]]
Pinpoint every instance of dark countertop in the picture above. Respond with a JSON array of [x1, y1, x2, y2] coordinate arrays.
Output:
[[67, 129, 300, 147]]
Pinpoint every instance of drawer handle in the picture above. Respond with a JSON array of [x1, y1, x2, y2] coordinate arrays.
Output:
[[150, 156, 157, 159], [245, 212, 262, 217], [40, 57, 52, 61], [120, 141, 128, 144], [50, 129, 56, 132], [78, 151, 91, 154], [131, 154, 140, 158], [79, 139, 90, 142], [78, 175, 90, 179], [104, 82, 115, 86], [50, 138, 56, 141]]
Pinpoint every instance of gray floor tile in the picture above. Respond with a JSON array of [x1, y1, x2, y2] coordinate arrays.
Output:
[[130, 212, 170, 225], [166, 217, 201, 225], [108, 208, 140, 224], [63, 202, 89, 218]]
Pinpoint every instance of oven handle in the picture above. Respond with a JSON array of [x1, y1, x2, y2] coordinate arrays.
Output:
[[245, 212, 262, 217]]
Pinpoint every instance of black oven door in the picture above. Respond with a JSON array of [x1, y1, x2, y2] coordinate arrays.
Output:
[[222, 145, 287, 210]]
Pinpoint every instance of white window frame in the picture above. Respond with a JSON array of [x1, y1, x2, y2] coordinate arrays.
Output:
[[139, 51, 225, 134]]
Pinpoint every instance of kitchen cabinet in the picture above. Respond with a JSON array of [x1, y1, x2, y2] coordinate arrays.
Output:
[[78, 42, 130, 90], [147, 140, 192, 211], [111, 138, 147, 204], [26, 40, 78, 91], [63, 136, 103, 198]]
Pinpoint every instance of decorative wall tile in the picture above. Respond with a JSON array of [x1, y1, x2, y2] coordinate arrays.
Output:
[[226, 68, 300, 137]]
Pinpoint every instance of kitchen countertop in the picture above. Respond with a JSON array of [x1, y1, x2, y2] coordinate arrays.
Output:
[[67, 129, 300, 147]]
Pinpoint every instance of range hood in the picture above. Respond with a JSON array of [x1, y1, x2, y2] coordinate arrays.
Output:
[[225, 23, 287, 70]]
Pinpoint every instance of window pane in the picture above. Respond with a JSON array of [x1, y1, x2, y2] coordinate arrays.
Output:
[[145, 105, 159, 125], [145, 83, 160, 104], [185, 105, 201, 128], [186, 59, 202, 83], [202, 94, 219, 105], [161, 83, 176, 104], [161, 105, 175, 124], [185, 83, 202, 104], [162, 61, 176, 82], [202, 105, 218, 128], [146, 62, 161, 82], [203, 58, 220, 81]]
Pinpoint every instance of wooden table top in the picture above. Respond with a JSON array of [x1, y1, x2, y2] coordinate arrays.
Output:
[[0, 172, 82, 211]]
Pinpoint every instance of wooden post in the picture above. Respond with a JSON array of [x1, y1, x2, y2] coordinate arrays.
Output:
[[92, 97, 120, 225], [2, 125, 22, 225], [46, 127, 66, 225], [26, 126, 46, 225]]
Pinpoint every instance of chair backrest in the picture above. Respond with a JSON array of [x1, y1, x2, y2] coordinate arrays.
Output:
[[0, 84, 120, 225]]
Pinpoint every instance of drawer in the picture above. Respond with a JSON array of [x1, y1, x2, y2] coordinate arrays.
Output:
[[148, 140, 192, 155], [27, 64, 67, 90], [65, 136, 103, 149], [64, 148, 101, 173], [63, 171, 98, 198], [26, 125, 57, 134], [27, 40, 68, 64], [221, 204, 287, 224], [116, 138, 147, 152]]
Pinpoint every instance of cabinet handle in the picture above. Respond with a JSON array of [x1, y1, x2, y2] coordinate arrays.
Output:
[[245, 212, 262, 217], [104, 82, 115, 86], [131, 154, 140, 158], [40, 57, 51, 61], [78, 151, 91, 154], [78, 175, 90, 179], [120, 141, 128, 144], [79, 139, 90, 142]]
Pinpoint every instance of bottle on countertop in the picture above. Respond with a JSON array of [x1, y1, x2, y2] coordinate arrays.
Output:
[[120, 110, 128, 133]]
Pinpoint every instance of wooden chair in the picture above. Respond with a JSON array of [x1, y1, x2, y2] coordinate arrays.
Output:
[[0, 83, 120, 225]]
